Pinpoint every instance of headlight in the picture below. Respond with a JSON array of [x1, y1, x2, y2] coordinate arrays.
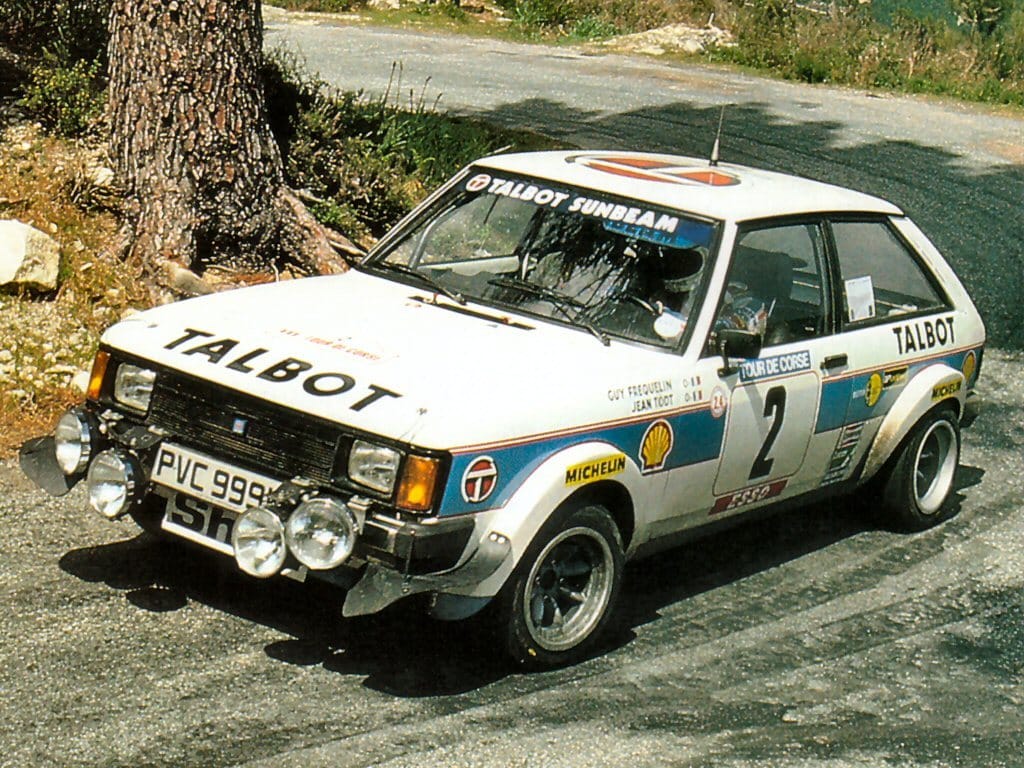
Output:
[[285, 497, 357, 570], [54, 409, 94, 475], [348, 440, 401, 493], [86, 449, 141, 519], [113, 363, 157, 413], [232, 507, 287, 578]]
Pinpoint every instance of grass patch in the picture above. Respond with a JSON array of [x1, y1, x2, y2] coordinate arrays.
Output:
[[0, 124, 143, 449]]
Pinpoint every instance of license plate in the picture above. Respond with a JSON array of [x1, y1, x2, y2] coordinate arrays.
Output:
[[161, 493, 238, 556], [151, 442, 280, 514]]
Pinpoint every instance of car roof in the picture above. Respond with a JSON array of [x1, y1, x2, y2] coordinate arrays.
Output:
[[475, 150, 903, 222]]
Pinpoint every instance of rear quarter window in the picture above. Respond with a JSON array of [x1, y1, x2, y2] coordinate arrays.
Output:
[[831, 220, 947, 326]]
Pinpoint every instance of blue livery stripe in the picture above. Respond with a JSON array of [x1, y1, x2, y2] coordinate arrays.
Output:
[[440, 406, 725, 517], [815, 346, 980, 434]]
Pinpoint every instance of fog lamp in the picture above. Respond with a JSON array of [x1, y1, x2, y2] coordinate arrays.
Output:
[[54, 408, 94, 475], [285, 497, 357, 570], [86, 449, 141, 519], [232, 507, 287, 578]]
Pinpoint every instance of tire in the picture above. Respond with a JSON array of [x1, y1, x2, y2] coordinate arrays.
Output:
[[880, 408, 961, 532], [497, 504, 624, 670]]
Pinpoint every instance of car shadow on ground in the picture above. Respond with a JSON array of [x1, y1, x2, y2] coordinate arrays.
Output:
[[56, 462, 984, 698]]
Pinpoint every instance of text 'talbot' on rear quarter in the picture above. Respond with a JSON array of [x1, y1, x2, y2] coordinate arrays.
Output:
[[22, 150, 985, 668]]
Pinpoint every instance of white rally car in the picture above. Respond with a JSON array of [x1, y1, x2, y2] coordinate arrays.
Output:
[[22, 151, 985, 668]]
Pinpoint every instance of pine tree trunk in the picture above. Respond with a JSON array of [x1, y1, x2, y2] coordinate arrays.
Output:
[[108, 0, 346, 292]]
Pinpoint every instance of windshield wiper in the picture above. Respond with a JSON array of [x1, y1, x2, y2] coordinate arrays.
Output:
[[488, 277, 609, 346], [374, 261, 466, 305]]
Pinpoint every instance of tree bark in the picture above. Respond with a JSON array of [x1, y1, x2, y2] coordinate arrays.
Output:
[[108, 0, 347, 293]]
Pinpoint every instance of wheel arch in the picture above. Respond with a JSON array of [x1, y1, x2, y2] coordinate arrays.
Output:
[[862, 362, 964, 482], [553, 479, 635, 550]]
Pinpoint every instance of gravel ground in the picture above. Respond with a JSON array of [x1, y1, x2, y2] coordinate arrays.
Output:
[[1, 350, 1022, 768]]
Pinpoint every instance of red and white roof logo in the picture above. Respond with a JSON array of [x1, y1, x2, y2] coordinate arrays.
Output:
[[466, 173, 491, 192], [570, 154, 740, 187], [462, 456, 498, 504]]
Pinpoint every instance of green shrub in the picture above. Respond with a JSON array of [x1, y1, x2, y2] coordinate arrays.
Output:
[[569, 15, 621, 40], [997, 2, 1024, 78], [265, 54, 522, 240], [0, 0, 110, 67], [20, 58, 105, 137]]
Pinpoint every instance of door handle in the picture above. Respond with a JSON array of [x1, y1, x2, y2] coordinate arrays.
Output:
[[821, 353, 848, 371]]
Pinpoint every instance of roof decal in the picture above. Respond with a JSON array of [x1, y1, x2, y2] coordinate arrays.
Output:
[[568, 154, 741, 187]]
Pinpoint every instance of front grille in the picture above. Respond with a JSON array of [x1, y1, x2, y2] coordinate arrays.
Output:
[[147, 371, 342, 484]]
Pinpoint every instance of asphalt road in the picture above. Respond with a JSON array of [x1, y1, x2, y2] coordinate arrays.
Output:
[[3, 14, 1024, 768]]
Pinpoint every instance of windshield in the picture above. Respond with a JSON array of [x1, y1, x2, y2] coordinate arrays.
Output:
[[368, 168, 720, 349]]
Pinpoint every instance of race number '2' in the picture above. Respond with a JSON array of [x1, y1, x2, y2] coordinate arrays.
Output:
[[750, 385, 786, 479]]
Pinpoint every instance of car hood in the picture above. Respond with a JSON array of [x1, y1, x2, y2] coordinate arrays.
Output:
[[102, 269, 678, 449]]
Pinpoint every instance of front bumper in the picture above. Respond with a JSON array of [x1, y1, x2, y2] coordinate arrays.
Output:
[[20, 409, 508, 617]]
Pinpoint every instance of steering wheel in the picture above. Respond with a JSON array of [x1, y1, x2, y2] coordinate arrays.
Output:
[[611, 293, 661, 317]]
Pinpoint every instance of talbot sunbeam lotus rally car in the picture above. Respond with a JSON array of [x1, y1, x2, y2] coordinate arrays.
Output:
[[22, 151, 985, 668]]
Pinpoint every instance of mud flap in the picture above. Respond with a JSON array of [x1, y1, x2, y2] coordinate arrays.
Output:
[[19, 437, 79, 497]]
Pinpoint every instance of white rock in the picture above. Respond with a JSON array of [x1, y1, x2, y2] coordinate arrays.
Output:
[[0, 220, 60, 291], [71, 369, 91, 394], [89, 165, 115, 188], [46, 364, 78, 376]]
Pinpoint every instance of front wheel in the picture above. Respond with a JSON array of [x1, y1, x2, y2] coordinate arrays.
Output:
[[880, 408, 961, 531], [498, 504, 624, 669]]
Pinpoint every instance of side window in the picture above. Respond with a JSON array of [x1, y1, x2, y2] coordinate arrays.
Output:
[[831, 220, 946, 325], [713, 222, 829, 347]]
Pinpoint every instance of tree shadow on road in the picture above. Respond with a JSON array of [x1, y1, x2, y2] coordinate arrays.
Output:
[[464, 96, 1024, 350]]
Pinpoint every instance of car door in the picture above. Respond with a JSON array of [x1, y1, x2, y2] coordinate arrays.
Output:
[[811, 216, 960, 486], [704, 219, 841, 516]]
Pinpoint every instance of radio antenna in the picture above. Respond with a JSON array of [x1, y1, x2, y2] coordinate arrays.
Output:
[[709, 105, 726, 167]]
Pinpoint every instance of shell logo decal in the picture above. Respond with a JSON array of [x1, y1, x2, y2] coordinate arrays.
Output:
[[865, 372, 883, 408], [639, 419, 674, 474], [570, 154, 740, 187], [962, 350, 977, 384]]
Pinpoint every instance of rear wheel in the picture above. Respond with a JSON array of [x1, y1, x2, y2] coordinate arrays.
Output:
[[880, 408, 961, 531], [498, 504, 624, 669]]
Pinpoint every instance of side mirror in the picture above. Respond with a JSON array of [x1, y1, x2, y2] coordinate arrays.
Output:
[[717, 328, 763, 376]]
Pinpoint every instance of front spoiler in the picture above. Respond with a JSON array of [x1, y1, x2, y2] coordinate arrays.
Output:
[[342, 529, 512, 618], [19, 437, 79, 497]]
